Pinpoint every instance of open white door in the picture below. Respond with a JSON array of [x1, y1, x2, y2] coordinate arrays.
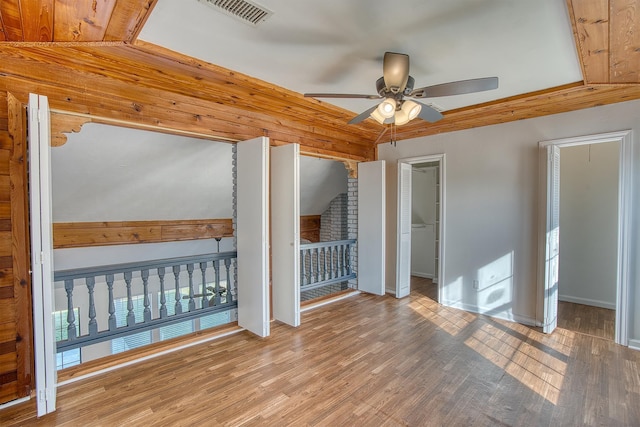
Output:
[[271, 143, 300, 327], [358, 161, 385, 295], [543, 145, 560, 334], [28, 93, 57, 415], [236, 137, 270, 337], [395, 162, 412, 298]]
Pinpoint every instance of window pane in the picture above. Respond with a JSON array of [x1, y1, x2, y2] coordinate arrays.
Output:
[[111, 331, 152, 354], [111, 294, 152, 354], [200, 311, 231, 330], [54, 308, 81, 370], [160, 320, 194, 341]]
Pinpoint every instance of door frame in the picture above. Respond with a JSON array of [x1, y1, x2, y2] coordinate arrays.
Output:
[[396, 154, 445, 301], [538, 130, 633, 345]]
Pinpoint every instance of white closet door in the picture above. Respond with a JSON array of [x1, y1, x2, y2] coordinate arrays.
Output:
[[357, 161, 386, 295], [271, 143, 300, 327], [395, 162, 412, 298], [28, 93, 57, 415], [543, 145, 560, 334], [236, 137, 270, 337]]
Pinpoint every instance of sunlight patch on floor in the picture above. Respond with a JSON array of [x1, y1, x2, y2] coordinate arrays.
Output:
[[465, 323, 567, 405], [408, 296, 477, 337]]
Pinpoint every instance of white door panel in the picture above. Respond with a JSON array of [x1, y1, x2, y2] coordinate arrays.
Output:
[[236, 137, 270, 337], [29, 93, 57, 415], [543, 145, 560, 334], [396, 162, 412, 297], [271, 144, 300, 327], [358, 161, 385, 295]]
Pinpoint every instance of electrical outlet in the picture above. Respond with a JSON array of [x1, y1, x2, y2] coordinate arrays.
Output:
[[472, 280, 479, 290]]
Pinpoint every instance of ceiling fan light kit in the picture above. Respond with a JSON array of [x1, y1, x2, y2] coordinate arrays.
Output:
[[394, 100, 422, 126], [304, 52, 499, 126], [377, 98, 397, 118]]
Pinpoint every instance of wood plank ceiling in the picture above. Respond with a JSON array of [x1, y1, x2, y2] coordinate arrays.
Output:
[[0, 0, 154, 42], [1, 0, 640, 159]]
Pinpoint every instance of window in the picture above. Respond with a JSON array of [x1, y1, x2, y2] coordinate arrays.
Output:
[[53, 308, 81, 370], [111, 295, 152, 354], [159, 287, 194, 341], [200, 311, 231, 330]]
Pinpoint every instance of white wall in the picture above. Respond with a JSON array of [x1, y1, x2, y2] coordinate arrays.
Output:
[[53, 123, 234, 221], [558, 142, 619, 309], [299, 156, 348, 215], [378, 99, 640, 343], [54, 125, 346, 220], [411, 167, 437, 278]]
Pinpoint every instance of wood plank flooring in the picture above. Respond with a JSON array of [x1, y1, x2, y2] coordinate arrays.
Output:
[[558, 301, 615, 341], [1, 279, 639, 426]]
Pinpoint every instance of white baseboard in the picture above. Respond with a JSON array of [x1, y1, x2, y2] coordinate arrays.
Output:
[[628, 339, 640, 351], [0, 395, 30, 411], [300, 290, 360, 312], [440, 299, 537, 327], [559, 295, 615, 310]]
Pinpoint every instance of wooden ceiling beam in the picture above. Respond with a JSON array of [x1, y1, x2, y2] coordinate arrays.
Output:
[[104, 0, 157, 42], [0, 43, 381, 141], [610, 0, 640, 82], [0, 56, 374, 150], [0, 70, 373, 160], [567, 0, 610, 83], [390, 82, 640, 141]]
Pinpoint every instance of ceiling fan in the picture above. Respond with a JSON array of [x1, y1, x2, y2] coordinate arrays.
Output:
[[304, 52, 499, 126]]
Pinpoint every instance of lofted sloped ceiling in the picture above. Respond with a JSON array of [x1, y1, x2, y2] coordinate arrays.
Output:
[[1, 0, 640, 160]]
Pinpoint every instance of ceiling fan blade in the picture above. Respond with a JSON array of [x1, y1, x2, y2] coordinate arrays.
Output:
[[410, 77, 499, 98], [305, 93, 382, 100], [348, 105, 379, 124], [415, 101, 444, 123], [383, 52, 410, 94]]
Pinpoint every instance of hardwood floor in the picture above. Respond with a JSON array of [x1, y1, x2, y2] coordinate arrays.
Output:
[[558, 301, 615, 341], [2, 281, 639, 426], [410, 275, 438, 302]]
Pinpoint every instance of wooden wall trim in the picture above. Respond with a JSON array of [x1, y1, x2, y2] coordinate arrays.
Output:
[[52, 219, 234, 249], [54, 217, 324, 248], [7, 92, 33, 399], [300, 215, 321, 243]]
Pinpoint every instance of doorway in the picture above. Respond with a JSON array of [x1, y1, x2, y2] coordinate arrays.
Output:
[[410, 162, 440, 302], [558, 142, 618, 340], [539, 131, 632, 346], [396, 154, 445, 301]]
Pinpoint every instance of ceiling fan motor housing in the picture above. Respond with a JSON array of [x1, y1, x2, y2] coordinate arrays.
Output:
[[377, 76, 415, 98]]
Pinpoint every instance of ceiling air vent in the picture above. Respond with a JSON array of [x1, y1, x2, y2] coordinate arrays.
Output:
[[199, 0, 273, 26]]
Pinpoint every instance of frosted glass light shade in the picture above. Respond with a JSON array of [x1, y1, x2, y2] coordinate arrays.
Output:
[[377, 98, 397, 118], [370, 108, 386, 124], [402, 100, 422, 120], [394, 109, 410, 126]]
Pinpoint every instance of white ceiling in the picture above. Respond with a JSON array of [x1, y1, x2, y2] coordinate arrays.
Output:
[[139, 0, 582, 117]]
